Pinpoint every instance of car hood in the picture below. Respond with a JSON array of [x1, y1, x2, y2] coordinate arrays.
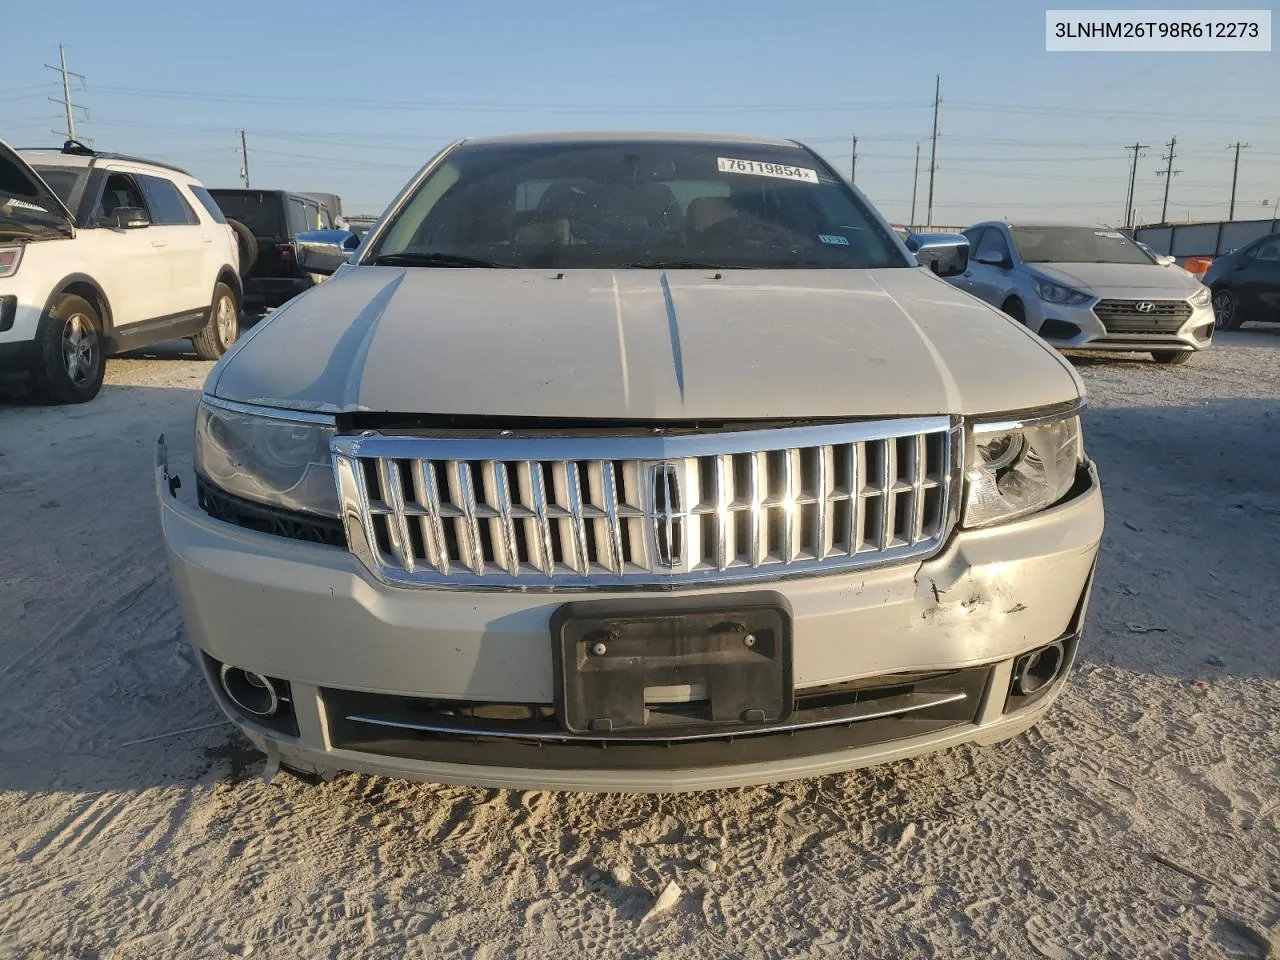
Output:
[[1029, 261, 1202, 298], [0, 138, 74, 241], [211, 266, 1082, 419]]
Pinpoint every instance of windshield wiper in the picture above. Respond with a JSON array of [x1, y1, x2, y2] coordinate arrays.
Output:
[[625, 259, 729, 270], [370, 252, 513, 268]]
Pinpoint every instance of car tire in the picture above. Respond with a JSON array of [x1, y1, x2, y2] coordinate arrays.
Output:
[[1151, 350, 1194, 365], [227, 218, 259, 275], [1211, 287, 1242, 331], [192, 282, 240, 361], [1002, 298, 1026, 324], [30, 293, 106, 404]]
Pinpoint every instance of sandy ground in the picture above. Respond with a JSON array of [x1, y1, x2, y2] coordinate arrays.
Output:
[[1, 330, 1278, 960]]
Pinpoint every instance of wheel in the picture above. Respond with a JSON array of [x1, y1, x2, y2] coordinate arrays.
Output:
[[1002, 298, 1026, 324], [192, 282, 239, 361], [1151, 350, 1194, 365], [226, 218, 259, 275], [1211, 287, 1242, 331], [30, 293, 106, 404]]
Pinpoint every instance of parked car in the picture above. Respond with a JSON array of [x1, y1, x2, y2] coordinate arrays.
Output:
[[1, 139, 242, 402], [158, 132, 1103, 792], [948, 222, 1214, 365], [1201, 232, 1280, 330], [206, 189, 339, 315]]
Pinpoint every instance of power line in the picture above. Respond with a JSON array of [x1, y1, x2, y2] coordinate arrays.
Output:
[[1227, 142, 1250, 219], [1155, 136, 1181, 223], [82, 84, 928, 114]]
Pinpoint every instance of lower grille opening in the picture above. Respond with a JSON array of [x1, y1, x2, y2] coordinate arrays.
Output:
[[1039, 319, 1081, 340], [321, 667, 990, 771]]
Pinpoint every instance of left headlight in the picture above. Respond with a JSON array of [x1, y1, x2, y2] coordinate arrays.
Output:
[[1030, 275, 1092, 306], [964, 412, 1084, 528], [1189, 285, 1211, 308], [194, 397, 339, 517]]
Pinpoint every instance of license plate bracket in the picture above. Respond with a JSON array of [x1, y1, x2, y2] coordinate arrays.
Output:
[[551, 592, 793, 737]]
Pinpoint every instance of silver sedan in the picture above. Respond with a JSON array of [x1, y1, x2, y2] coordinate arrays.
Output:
[[948, 222, 1215, 365]]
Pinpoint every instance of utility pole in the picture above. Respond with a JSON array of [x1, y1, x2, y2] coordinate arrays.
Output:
[[239, 130, 251, 188], [1123, 141, 1149, 228], [1155, 135, 1181, 224], [926, 75, 940, 228], [44, 44, 86, 142], [910, 142, 921, 227], [1227, 141, 1250, 220], [850, 135, 858, 183]]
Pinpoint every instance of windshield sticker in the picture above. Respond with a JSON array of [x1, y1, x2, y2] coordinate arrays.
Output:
[[717, 157, 819, 184], [1094, 230, 1124, 239], [2, 197, 49, 213], [818, 233, 849, 246]]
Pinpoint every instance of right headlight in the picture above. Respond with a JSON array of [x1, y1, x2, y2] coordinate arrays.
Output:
[[194, 396, 339, 517], [964, 412, 1083, 528]]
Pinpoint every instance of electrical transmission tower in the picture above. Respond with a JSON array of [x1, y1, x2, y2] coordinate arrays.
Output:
[[44, 44, 87, 142]]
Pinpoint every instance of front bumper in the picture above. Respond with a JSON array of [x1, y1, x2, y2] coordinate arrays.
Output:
[[158, 455, 1103, 792], [1026, 297, 1214, 353]]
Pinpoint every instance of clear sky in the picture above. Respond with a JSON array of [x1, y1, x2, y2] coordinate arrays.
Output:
[[4, 0, 1277, 226]]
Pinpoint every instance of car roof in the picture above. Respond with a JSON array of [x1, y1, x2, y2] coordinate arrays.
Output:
[[458, 130, 800, 149], [18, 145, 194, 179], [992, 222, 1120, 230], [208, 188, 335, 205]]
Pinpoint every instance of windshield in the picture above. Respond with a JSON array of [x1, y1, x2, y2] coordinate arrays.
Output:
[[208, 190, 285, 239], [368, 140, 906, 270], [27, 165, 83, 210], [1011, 226, 1154, 265]]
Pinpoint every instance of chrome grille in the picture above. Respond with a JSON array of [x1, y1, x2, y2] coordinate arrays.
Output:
[[332, 419, 957, 588], [1093, 298, 1192, 334]]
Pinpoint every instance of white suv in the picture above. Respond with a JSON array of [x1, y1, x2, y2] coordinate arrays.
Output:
[[1, 139, 242, 403]]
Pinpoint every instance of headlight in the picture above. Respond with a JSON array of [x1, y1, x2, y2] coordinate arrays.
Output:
[[1030, 276, 1091, 305], [964, 413, 1083, 528], [1189, 285, 1211, 307], [194, 397, 338, 516]]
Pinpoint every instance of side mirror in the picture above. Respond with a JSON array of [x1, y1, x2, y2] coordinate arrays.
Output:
[[1156, 254, 1176, 266], [112, 207, 150, 229], [907, 232, 969, 278], [973, 249, 1010, 268], [296, 229, 359, 275]]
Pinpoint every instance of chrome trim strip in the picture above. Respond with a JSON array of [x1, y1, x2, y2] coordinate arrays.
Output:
[[329, 416, 952, 462], [343, 690, 968, 744], [201, 394, 337, 425], [601, 461, 624, 576], [970, 401, 1085, 435]]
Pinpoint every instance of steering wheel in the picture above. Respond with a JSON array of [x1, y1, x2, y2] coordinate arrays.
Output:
[[691, 215, 798, 253]]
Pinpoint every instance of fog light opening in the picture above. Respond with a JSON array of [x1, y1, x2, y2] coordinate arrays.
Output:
[[1014, 641, 1065, 696], [220, 664, 280, 717]]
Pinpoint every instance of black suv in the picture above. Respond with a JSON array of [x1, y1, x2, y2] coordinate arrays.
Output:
[[207, 189, 340, 314]]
